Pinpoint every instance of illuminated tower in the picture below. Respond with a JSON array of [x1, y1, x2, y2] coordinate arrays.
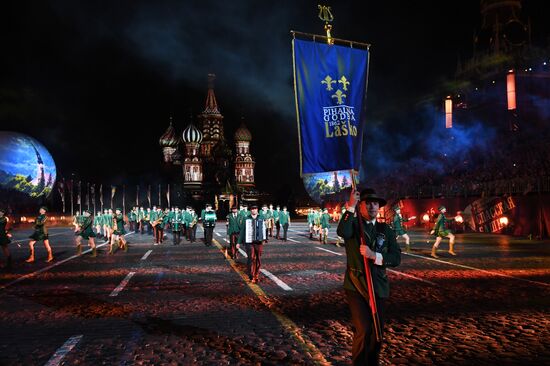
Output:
[[182, 122, 204, 187], [234, 119, 255, 188], [198, 74, 224, 160], [31, 143, 46, 191]]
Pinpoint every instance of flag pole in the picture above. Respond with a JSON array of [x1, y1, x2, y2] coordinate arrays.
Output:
[[350, 170, 382, 343]]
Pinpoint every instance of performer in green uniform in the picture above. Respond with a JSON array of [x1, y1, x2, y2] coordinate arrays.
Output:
[[0, 209, 13, 270], [430, 206, 456, 258], [266, 204, 274, 238], [201, 204, 217, 246], [128, 207, 137, 233], [307, 208, 315, 239], [238, 204, 267, 283], [189, 208, 198, 243], [110, 208, 128, 254], [320, 208, 331, 244], [151, 207, 164, 244], [26, 206, 54, 263], [145, 208, 152, 235], [171, 207, 184, 245], [273, 205, 281, 239], [392, 205, 416, 253], [313, 209, 322, 240], [337, 189, 401, 365], [227, 206, 241, 259], [279, 206, 290, 241], [95, 212, 104, 239], [75, 210, 97, 256], [138, 207, 146, 234]]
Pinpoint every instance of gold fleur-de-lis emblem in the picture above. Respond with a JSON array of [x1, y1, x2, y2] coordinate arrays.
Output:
[[321, 75, 336, 91], [338, 76, 350, 91], [332, 89, 346, 104]]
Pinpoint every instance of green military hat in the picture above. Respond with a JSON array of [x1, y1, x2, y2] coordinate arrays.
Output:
[[39, 206, 48, 211], [393, 205, 401, 211], [438, 205, 446, 211]]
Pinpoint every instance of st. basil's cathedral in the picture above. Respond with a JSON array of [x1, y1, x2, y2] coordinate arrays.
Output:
[[158, 74, 260, 212]]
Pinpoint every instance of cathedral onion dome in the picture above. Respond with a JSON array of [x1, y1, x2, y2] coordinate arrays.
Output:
[[182, 123, 203, 144], [234, 122, 252, 142], [159, 119, 179, 148]]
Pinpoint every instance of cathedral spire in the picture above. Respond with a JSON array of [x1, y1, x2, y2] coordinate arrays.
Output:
[[204, 73, 220, 115]]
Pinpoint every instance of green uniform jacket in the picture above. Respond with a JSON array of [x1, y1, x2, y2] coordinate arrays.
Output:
[[201, 210, 217, 227], [320, 213, 331, 229], [273, 210, 280, 222], [104, 214, 113, 228], [30, 214, 49, 241], [79, 216, 96, 239], [337, 210, 401, 298], [227, 213, 240, 235], [393, 214, 409, 236], [95, 215, 104, 226], [279, 211, 290, 225], [149, 210, 158, 224], [128, 211, 137, 222], [138, 210, 146, 221], [307, 212, 314, 225], [433, 214, 450, 237], [113, 213, 126, 235], [171, 212, 184, 231]]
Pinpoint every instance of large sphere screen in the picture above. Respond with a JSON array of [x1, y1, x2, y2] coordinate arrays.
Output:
[[302, 170, 353, 203], [0, 131, 57, 198]]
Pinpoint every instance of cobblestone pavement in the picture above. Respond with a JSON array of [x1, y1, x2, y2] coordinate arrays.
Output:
[[0, 223, 548, 365]]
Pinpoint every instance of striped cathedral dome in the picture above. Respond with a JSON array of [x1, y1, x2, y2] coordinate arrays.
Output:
[[182, 123, 203, 144], [234, 121, 252, 142], [159, 119, 179, 147]]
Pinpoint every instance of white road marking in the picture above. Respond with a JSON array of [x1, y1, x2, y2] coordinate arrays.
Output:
[[0, 233, 134, 291], [286, 238, 299, 243], [386, 268, 437, 285], [260, 269, 293, 291], [223, 238, 229, 243], [316, 247, 343, 256], [404, 252, 550, 287], [238, 247, 248, 258], [109, 271, 136, 297], [44, 335, 83, 366], [215, 232, 222, 237], [141, 250, 153, 260]]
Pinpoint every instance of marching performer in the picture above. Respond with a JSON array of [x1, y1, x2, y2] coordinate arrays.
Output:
[[189, 208, 198, 243], [227, 206, 240, 259], [307, 208, 315, 239], [201, 204, 217, 246], [25, 206, 54, 263], [0, 208, 13, 270], [313, 209, 322, 240], [279, 206, 290, 241], [152, 207, 166, 244], [335, 206, 346, 247], [267, 204, 275, 237], [320, 208, 331, 244], [145, 208, 152, 235], [138, 207, 146, 234], [238, 204, 267, 283], [273, 205, 281, 239], [149, 206, 158, 237], [430, 206, 456, 258], [75, 210, 97, 257], [128, 207, 137, 233], [95, 211, 104, 239], [110, 208, 128, 254], [393, 205, 416, 253], [171, 207, 183, 245], [337, 189, 401, 365]]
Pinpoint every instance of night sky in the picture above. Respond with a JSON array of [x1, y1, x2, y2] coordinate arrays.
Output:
[[2, 1, 550, 197]]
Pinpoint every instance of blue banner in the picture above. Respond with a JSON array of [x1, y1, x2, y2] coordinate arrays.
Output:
[[292, 38, 369, 175]]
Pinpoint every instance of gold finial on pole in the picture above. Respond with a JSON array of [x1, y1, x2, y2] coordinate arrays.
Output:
[[318, 5, 334, 45]]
